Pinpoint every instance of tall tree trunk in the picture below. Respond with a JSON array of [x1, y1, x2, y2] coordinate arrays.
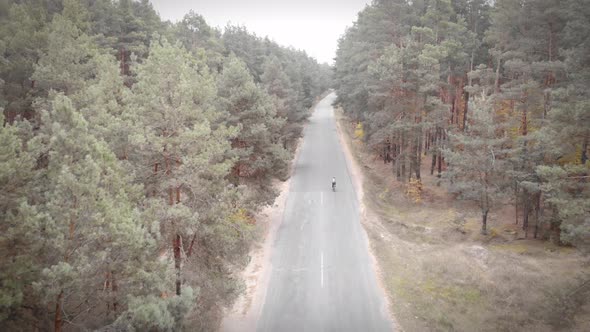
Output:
[[408, 136, 414, 181], [548, 24, 554, 62], [522, 104, 528, 136], [174, 234, 182, 296], [451, 96, 456, 124], [153, 162, 159, 197], [437, 129, 443, 180], [456, 82, 461, 125], [437, 151, 442, 181], [187, 234, 198, 257], [424, 130, 430, 155], [582, 136, 588, 165], [523, 195, 529, 238], [462, 45, 477, 132], [431, 153, 436, 176], [397, 144, 402, 179], [534, 193, 541, 239], [395, 134, 401, 179], [431, 128, 437, 175], [464, 47, 474, 131], [494, 56, 502, 93], [514, 182, 519, 224], [543, 89, 551, 120], [550, 212, 561, 245], [105, 271, 111, 316], [401, 131, 406, 180], [119, 47, 127, 76], [54, 291, 64, 332], [111, 271, 118, 314], [463, 89, 469, 131], [481, 209, 489, 235], [448, 74, 456, 124], [415, 128, 422, 180]]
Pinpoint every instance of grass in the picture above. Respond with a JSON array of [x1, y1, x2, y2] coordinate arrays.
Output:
[[420, 279, 482, 304], [490, 243, 530, 254], [335, 109, 590, 332]]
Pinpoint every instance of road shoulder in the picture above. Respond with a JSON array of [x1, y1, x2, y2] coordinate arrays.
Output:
[[334, 107, 399, 331]]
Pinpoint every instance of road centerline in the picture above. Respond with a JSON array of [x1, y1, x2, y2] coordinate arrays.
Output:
[[256, 93, 392, 332], [321, 251, 324, 288]]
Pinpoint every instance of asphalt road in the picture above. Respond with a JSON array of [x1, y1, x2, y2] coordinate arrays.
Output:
[[257, 93, 392, 332]]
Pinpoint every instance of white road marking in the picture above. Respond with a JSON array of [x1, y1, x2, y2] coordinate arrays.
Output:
[[300, 218, 308, 231], [321, 251, 324, 288]]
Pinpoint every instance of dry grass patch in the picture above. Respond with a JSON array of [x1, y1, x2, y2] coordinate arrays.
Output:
[[336, 110, 590, 332]]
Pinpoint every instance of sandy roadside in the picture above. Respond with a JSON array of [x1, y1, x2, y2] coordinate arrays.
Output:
[[219, 179, 291, 332], [219, 95, 323, 332], [219, 147, 302, 332]]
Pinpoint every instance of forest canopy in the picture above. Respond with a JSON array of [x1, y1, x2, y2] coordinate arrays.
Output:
[[333, 0, 589, 249]]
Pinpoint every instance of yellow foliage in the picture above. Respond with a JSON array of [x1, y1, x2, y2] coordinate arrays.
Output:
[[495, 100, 513, 121], [558, 146, 583, 165], [378, 188, 390, 200], [495, 100, 541, 139], [230, 208, 255, 225], [489, 227, 499, 238], [354, 122, 364, 139], [405, 178, 423, 203]]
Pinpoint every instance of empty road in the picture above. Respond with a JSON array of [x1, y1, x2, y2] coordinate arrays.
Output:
[[257, 93, 392, 331]]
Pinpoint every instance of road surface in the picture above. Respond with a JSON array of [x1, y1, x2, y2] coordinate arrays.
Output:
[[257, 93, 392, 331]]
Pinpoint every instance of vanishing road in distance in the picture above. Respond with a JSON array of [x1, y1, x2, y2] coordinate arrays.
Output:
[[257, 93, 393, 331]]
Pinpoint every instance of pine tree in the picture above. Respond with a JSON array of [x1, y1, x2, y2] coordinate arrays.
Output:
[[0, 2, 49, 121], [535, 0, 590, 244], [222, 25, 266, 81], [486, 0, 568, 232], [0, 112, 38, 327], [444, 88, 508, 234], [78, 53, 131, 160], [127, 38, 238, 299], [260, 55, 299, 149], [217, 55, 290, 205], [27, 95, 167, 331], [536, 164, 590, 250], [61, 0, 91, 33], [32, 12, 98, 97], [174, 11, 225, 73]]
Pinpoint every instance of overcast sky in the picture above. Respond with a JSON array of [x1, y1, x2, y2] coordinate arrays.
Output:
[[149, 0, 371, 64]]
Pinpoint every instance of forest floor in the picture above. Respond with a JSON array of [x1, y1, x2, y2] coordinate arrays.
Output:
[[335, 109, 590, 332]]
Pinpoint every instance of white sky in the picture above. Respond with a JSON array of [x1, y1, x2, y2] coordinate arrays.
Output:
[[149, 0, 371, 64]]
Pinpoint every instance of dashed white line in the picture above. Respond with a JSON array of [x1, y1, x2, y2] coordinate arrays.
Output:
[[321, 251, 324, 288], [300, 218, 308, 231]]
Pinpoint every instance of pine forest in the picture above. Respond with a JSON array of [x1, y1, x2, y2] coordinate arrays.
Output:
[[0, 0, 330, 330], [334, 0, 589, 248], [333, 1, 589, 329], [1, 0, 589, 331]]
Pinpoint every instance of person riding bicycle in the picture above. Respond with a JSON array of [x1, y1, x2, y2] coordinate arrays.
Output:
[[331, 177, 336, 191]]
